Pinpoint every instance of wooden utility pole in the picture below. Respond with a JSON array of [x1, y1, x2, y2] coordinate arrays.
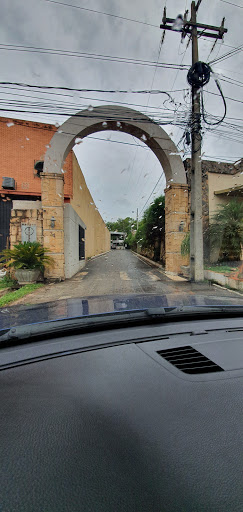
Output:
[[160, 1, 227, 282]]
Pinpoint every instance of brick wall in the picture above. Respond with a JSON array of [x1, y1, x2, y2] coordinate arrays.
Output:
[[10, 208, 43, 248], [0, 117, 72, 198]]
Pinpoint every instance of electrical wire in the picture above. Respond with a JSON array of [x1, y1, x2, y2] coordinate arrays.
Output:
[[201, 76, 227, 126], [204, 90, 243, 104], [39, 0, 159, 28], [0, 118, 179, 148], [0, 87, 189, 114], [219, 0, 243, 7], [209, 44, 243, 65], [0, 44, 191, 69], [139, 173, 164, 217], [0, 81, 189, 93], [132, 31, 165, 202]]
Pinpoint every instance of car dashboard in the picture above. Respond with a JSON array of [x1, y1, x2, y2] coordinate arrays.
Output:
[[0, 315, 243, 511]]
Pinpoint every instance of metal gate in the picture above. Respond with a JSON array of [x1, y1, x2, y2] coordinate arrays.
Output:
[[0, 199, 12, 253], [79, 225, 85, 260]]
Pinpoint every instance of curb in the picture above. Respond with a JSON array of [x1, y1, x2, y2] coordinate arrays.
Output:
[[90, 250, 110, 260], [131, 251, 164, 270], [131, 251, 189, 282]]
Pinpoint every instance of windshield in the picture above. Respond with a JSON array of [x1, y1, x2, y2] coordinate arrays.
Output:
[[0, 0, 242, 330]]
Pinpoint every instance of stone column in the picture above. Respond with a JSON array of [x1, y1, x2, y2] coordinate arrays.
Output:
[[41, 173, 65, 280], [165, 183, 189, 274]]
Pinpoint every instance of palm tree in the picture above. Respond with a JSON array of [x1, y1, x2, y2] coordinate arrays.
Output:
[[0, 242, 54, 272], [208, 200, 243, 261]]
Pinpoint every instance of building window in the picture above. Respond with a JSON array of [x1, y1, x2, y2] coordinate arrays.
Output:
[[79, 225, 85, 260]]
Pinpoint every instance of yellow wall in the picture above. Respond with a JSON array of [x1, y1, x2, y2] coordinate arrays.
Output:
[[208, 171, 243, 218], [70, 153, 110, 258]]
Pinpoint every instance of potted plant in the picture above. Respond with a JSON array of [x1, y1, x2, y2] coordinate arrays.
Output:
[[0, 242, 54, 285]]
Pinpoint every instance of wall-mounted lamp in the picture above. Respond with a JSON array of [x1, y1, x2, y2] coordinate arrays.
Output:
[[50, 216, 56, 228], [179, 221, 185, 232]]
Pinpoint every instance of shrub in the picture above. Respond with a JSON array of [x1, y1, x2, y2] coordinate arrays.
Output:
[[0, 242, 54, 272], [181, 232, 190, 256]]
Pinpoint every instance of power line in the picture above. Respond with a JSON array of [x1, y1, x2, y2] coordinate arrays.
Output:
[[0, 118, 178, 146], [39, 0, 159, 28], [0, 99, 187, 123], [220, 75, 243, 88], [0, 87, 189, 113], [219, 0, 243, 7], [0, 43, 190, 69], [0, 107, 183, 125], [132, 31, 165, 204], [202, 39, 243, 49], [209, 44, 243, 64], [139, 173, 164, 216], [0, 81, 189, 93], [204, 90, 243, 104]]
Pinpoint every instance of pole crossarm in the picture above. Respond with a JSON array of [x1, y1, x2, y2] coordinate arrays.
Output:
[[160, 6, 227, 40], [160, 20, 227, 39], [160, 25, 224, 39]]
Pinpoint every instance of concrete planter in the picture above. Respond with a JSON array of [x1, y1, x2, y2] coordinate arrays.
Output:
[[180, 265, 190, 279], [15, 269, 41, 285], [204, 269, 243, 292]]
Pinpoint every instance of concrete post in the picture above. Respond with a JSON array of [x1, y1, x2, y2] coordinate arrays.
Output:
[[165, 183, 189, 274], [41, 172, 65, 280]]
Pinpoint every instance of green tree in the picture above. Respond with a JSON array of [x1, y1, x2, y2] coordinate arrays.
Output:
[[108, 196, 165, 261], [139, 196, 165, 260], [127, 196, 165, 261], [106, 217, 135, 235], [208, 200, 243, 261]]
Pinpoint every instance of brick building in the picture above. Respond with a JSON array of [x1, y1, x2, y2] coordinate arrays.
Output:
[[0, 117, 110, 278]]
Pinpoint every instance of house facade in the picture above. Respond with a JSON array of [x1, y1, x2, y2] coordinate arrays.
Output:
[[184, 158, 243, 261], [0, 117, 110, 278]]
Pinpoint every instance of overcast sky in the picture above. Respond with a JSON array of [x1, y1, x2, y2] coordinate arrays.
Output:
[[1, 0, 242, 221]]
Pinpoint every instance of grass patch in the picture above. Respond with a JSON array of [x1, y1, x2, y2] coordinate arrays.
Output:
[[0, 275, 17, 289], [205, 265, 238, 273], [205, 265, 238, 274], [0, 284, 43, 307]]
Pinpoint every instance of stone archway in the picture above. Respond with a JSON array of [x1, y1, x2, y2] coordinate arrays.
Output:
[[42, 105, 189, 279]]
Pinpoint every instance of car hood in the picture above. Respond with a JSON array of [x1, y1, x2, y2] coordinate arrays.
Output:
[[0, 292, 242, 330]]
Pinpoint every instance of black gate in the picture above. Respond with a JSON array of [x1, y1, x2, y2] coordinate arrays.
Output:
[[79, 225, 85, 260], [0, 199, 12, 253]]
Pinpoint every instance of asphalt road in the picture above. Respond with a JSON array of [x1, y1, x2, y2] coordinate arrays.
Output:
[[7, 249, 243, 305], [1, 249, 242, 328]]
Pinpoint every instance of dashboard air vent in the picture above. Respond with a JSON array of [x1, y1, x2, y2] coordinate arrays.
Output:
[[157, 345, 224, 374]]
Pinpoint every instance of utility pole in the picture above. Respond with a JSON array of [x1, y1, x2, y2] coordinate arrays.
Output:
[[136, 208, 139, 231], [160, 1, 227, 282], [190, 0, 203, 282]]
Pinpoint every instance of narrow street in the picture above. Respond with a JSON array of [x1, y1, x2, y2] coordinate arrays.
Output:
[[1, 249, 242, 328], [7, 249, 242, 305]]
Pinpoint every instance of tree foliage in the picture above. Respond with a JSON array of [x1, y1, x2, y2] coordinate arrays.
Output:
[[106, 217, 135, 234], [125, 195, 165, 261], [208, 200, 243, 261]]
